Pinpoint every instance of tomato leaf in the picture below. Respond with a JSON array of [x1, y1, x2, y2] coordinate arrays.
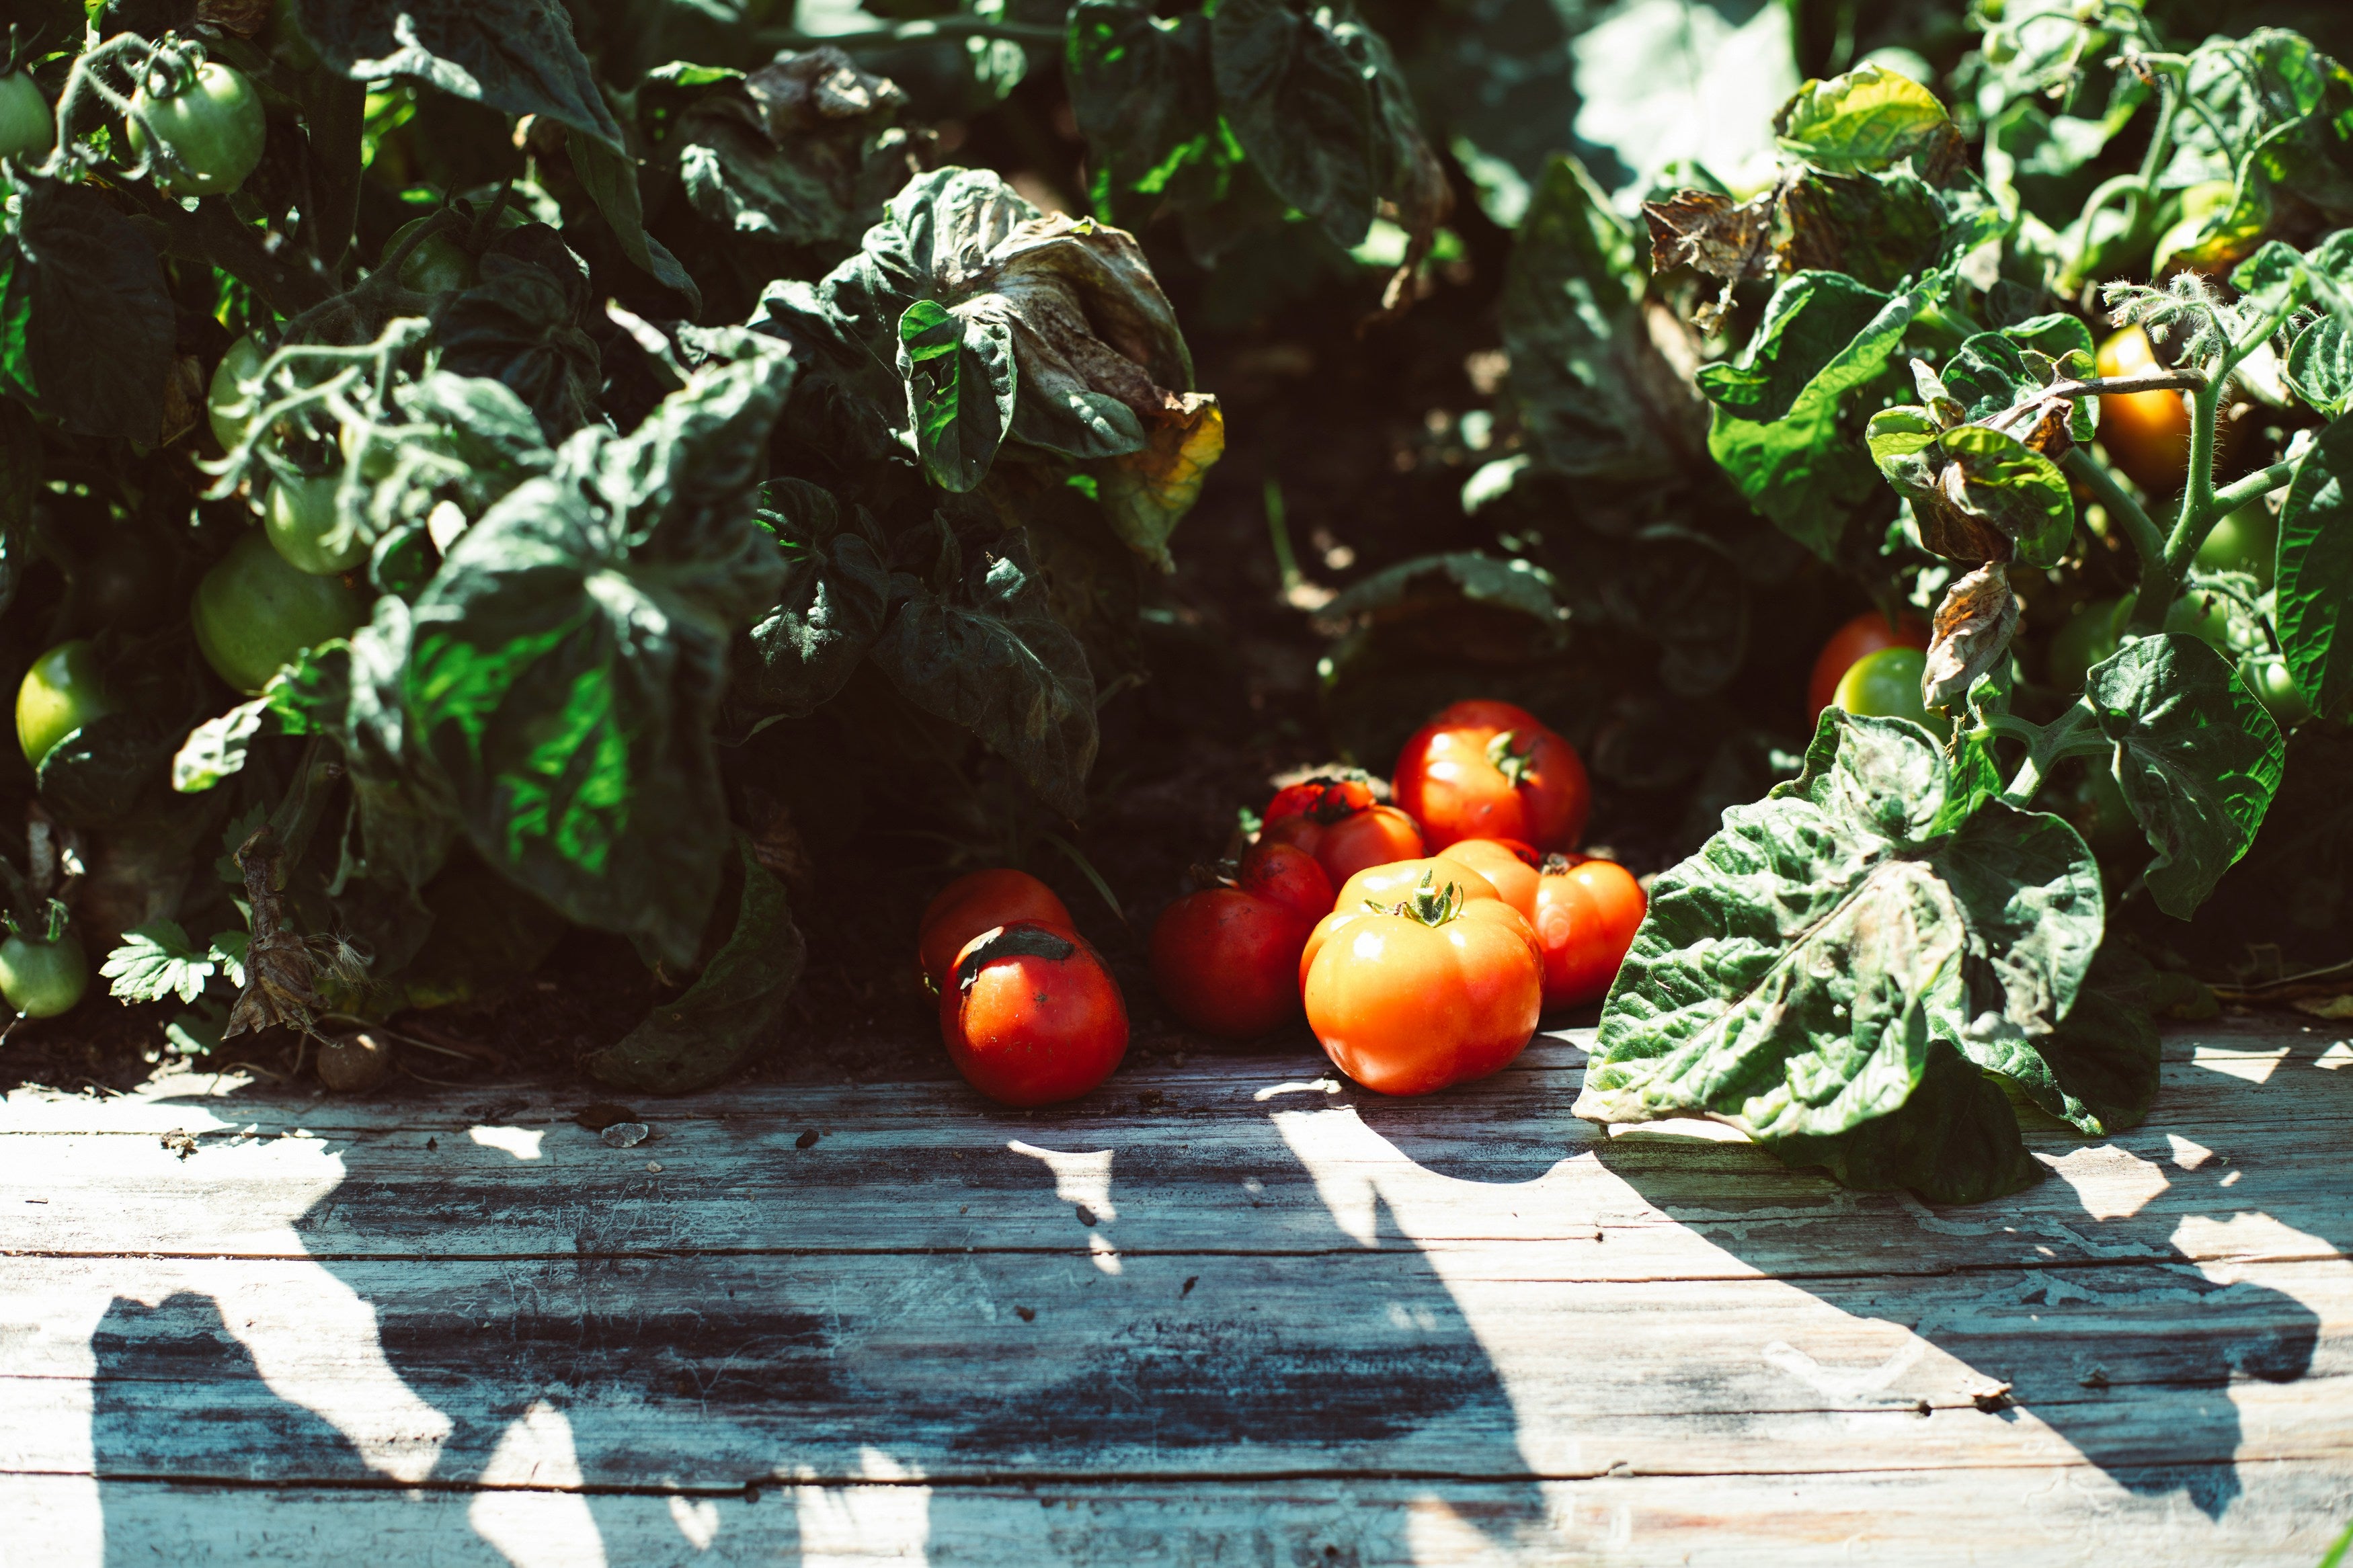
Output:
[[1575, 710, 2102, 1204], [871, 530, 1098, 820], [898, 297, 1016, 492], [1325, 550, 1568, 640], [2085, 633, 2286, 919], [1208, 0, 1379, 247], [405, 354, 793, 966], [436, 228, 602, 440], [1698, 270, 1928, 559], [1773, 62, 1965, 180], [292, 0, 621, 145], [1501, 154, 1706, 484], [2016, 944, 2164, 1137], [1066, 1, 1226, 231], [2276, 411, 2353, 719], [7, 180, 172, 442], [737, 479, 892, 720], [587, 837, 805, 1094]]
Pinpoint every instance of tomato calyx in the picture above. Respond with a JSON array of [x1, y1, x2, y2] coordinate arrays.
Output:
[[953, 922, 1080, 994], [1484, 729, 1537, 787], [1369, 870, 1468, 927], [1539, 852, 1585, 876], [1271, 774, 1375, 826]]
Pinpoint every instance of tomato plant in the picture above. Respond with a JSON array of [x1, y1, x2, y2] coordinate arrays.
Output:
[[1300, 860, 1541, 1096], [126, 59, 264, 199], [191, 530, 366, 694], [1392, 700, 1589, 852], [916, 868, 1073, 993], [1149, 841, 1330, 1038], [1532, 856, 1645, 1010], [1806, 611, 1927, 723], [16, 640, 119, 768], [939, 923, 1127, 1107]]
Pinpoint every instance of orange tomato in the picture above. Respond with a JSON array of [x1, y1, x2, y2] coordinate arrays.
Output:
[[1392, 699, 1589, 852], [1149, 841, 1332, 1038], [2096, 325, 2193, 496], [1300, 858, 1542, 1096], [939, 922, 1127, 1106], [916, 868, 1072, 992], [1532, 855, 1646, 1009], [1806, 610, 1928, 725], [1259, 781, 1425, 889], [1434, 836, 1540, 920]]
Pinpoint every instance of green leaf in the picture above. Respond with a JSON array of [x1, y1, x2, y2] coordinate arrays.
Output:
[[9, 180, 172, 442], [406, 354, 793, 967], [2086, 634, 2287, 919], [1774, 61, 1964, 178], [737, 479, 891, 720], [436, 230, 602, 440], [898, 298, 1017, 492], [1763, 1041, 2040, 1204], [1209, 0, 1379, 247], [1915, 423, 2076, 569], [586, 837, 805, 1094], [1567, 0, 1796, 202], [293, 0, 623, 149], [2286, 317, 2352, 417], [36, 711, 177, 827], [1067, 1, 1226, 229], [99, 921, 216, 1005], [1501, 155, 1704, 483], [2277, 411, 2353, 718], [1699, 271, 1927, 558], [1324, 550, 1568, 639], [2013, 945, 2162, 1137], [209, 932, 249, 992], [871, 532, 1098, 819], [564, 132, 703, 313], [1776, 166, 1950, 292], [173, 696, 274, 794], [1574, 711, 2102, 1203]]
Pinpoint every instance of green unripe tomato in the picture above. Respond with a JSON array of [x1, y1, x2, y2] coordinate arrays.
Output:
[[192, 530, 366, 694], [264, 469, 366, 575], [17, 639, 120, 768], [1831, 646, 1946, 737], [0, 929, 86, 1018], [208, 331, 269, 452], [335, 420, 402, 483], [0, 71, 55, 162], [2243, 657, 2311, 726], [2046, 597, 2124, 692], [126, 60, 266, 199], [381, 214, 477, 294], [2160, 587, 2233, 651], [2196, 501, 2277, 587]]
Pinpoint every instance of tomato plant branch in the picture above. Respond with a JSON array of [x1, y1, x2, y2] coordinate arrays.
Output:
[[1997, 702, 2105, 809], [2061, 447, 2165, 567], [2209, 456, 2299, 516], [2046, 370, 2207, 397]]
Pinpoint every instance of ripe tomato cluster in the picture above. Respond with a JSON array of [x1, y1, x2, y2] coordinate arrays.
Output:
[[912, 699, 1650, 1108]]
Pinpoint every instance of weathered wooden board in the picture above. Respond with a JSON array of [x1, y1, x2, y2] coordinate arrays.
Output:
[[2, 1020, 2348, 1565]]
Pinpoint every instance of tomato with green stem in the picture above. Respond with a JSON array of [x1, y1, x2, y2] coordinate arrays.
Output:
[[2096, 325, 2194, 496], [1392, 699, 1589, 852], [126, 60, 266, 199], [1149, 840, 1330, 1038], [192, 530, 366, 694], [1806, 610, 1927, 723], [208, 332, 270, 452], [916, 868, 1072, 993], [1259, 776, 1425, 888], [1300, 858, 1541, 1096], [1830, 646, 1947, 737], [940, 922, 1127, 1106], [265, 469, 366, 575], [1532, 854, 1646, 1010], [0, 925, 85, 1017], [0, 72, 54, 162], [16, 640, 119, 768]]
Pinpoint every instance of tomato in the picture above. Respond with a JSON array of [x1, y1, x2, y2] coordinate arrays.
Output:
[[2243, 657, 2310, 726], [1300, 858, 1542, 1096], [208, 331, 270, 453], [2161, 587, 2233, 649], [1434, 836, 1540, 920], [1532, 854, 1646, 1009], [2046, 597, 2124, 691], [0, 72, 55, 163], [2095, 325, 2193, 496], [916, 867, 1072, 992], [192, 530, 366, 694], [127, 60, 266, 200], [0, 929, 86, 1018], [264, 470, 366, 575], [1392, 699, 1589, 852], [2197, 501, 2276, 587], [1149, 840, 1330, 1038], [17, 640, 120, 768], [1259, 779, 1425, 889], [939, 921, 1127, 1106], [383, 214, 477, 295], [1830, 646, 1944, 736], [1807, 610, 1927, 723]]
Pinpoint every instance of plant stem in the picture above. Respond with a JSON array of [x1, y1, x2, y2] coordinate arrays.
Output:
[[1999, 702, 2103, 809], [2048, 370, 2207, 398], [2062, 448, 2165, 565], [2210, 456, 2299, 516]]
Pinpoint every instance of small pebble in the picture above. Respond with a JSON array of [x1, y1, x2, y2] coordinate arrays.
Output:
[[602, 1122, 651, 1149], [646, 1161, 664, 1173]]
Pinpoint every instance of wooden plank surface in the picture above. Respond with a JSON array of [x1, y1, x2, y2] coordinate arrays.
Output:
[[3, 1020, 2349, 1565]]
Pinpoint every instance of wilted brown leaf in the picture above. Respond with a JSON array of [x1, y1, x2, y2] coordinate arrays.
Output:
[[1642, 188, 1780, 284], [748, 47, 906, 136], [1923, 564, 2020, 712], [223, 825, 326, 1042], [159, 353, 205, 447]]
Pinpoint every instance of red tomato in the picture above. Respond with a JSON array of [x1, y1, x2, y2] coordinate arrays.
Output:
[[1392, 700, 1589, 852], [1806, 610, 1928, 725], [916, 868, 1073, 991], [939, 922, 1127, 1106], [1259, 778, 1425, 889], [1434, 837, 1540, 921], [1532, 854, 1647, 1009], [1149, 841, 1332, 1038], [1300, 859, 1542, 1096]]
